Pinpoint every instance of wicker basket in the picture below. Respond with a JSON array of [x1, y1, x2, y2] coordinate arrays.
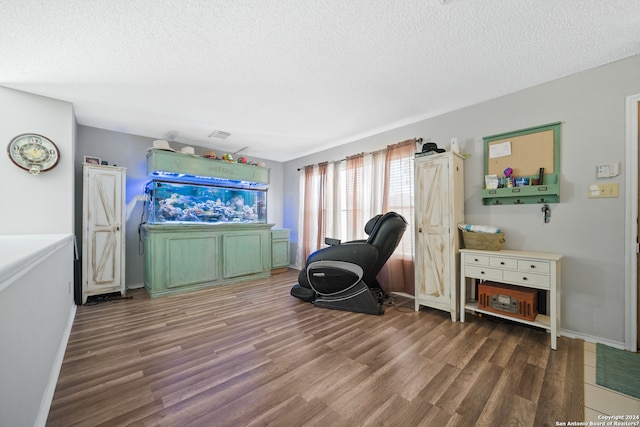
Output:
[[461, 231, 505, 251]]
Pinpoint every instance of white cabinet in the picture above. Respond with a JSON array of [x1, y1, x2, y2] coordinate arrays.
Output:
[[82, 164, 126, 303], [414, 152, 465, 321], [459, 249, 562, 349]]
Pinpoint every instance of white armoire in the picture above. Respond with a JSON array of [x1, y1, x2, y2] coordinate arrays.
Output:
[[414, 151, 464, 321], [82, 164, 126, 303]]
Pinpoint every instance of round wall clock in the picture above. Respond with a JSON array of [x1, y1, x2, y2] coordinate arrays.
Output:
[[7, 133, 60, 175]]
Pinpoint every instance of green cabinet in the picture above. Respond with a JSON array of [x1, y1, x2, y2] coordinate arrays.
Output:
[[142, 223, 273, 297], [271, 228, 290, 270], [147, 149, 270, 185]]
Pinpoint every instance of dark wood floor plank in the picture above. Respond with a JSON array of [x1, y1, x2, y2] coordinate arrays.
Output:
[[567, 337, 585, 422], [46, 269, 583, 427], [454, 362, 504, 421]]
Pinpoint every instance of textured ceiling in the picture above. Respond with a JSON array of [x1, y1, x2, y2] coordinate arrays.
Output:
[[2, 0, 640, 161]]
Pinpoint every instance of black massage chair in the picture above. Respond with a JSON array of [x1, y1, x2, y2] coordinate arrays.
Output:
[[290, 211, 407, 315]]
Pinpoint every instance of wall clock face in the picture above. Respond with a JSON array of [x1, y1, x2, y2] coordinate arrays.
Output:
[[7, 133, 60, 174]]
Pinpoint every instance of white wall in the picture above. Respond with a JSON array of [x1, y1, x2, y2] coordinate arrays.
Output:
[[0, 87, 77, 426], [282, 54, 640, 347], [0, 236, 75, 427], [0, 87, 75, 234], [75, 126, 285, 288]]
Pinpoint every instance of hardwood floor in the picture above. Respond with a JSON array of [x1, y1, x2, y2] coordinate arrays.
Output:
[[46, 269, 583, 426]]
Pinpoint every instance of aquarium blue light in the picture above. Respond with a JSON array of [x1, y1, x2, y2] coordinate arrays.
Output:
[[149, 170, 268, 189]]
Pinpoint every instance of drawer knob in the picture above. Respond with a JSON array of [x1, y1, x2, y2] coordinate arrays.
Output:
[[523, 277, 528, 281], [530, 265, 536, 269], [500, 261, 505, 265], [480, 271, 485, 275], [474, 258, 479, 262]]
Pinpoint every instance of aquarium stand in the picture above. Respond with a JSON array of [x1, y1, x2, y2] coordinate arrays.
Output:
[[142, 223, 274, 297]]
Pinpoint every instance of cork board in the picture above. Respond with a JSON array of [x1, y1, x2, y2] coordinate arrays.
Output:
[[486, 129, 555, 177]]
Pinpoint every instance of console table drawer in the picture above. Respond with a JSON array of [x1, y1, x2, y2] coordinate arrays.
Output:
[[465, 255, 490, 266], [465, 265, 503, 281], [489, 257, 518, 269], [517, 260, 550, 274], [503, 270, 550, 288]]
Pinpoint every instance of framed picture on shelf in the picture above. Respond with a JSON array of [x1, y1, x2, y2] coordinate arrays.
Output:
[[84, 156, 100, 165]]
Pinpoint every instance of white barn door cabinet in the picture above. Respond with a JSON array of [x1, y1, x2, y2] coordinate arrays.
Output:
[[82, 164, 126, 303], [414, 152, 465, 321]]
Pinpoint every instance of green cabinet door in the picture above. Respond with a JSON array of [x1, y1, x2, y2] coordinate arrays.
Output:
[[166, 235, 219, 288], [223, 233, 266, 278], [271, 228, 290, 269]]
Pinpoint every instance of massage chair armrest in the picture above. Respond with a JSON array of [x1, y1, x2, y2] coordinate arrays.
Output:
[[325, 237, 368, 246], [307, 243, 379, 269], [325, 237, 342, 246]]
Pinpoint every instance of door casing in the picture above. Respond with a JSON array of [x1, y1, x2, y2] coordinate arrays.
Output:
[[624, 93, 640, 351]]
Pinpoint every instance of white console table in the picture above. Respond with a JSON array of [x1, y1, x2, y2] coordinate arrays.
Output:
[[459, 249, 562, 349]]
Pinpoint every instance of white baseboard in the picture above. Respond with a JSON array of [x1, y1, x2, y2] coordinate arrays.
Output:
[[126, 282, 145, 290], [559, 328, 627, 351], [389, 291, 414, 299]]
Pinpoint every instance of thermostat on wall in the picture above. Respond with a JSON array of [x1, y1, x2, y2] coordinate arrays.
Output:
[[596, 162, 619, 178]]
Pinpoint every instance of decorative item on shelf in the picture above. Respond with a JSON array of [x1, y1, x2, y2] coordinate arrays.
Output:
[[419, 141, 446, 156], [485, 175, 499, 189], [237, 156, 247, 163], [450, 137, 460, 154], [84, 156, 100, 165], [222, 154, 233, 162], [179, 146, 198, 156], [514, 177, 529, 187], [257, 161, 266, 167], [146, 139, 174, 151], [461, 231, 505, 251], [101, 160, 108, 165], [458, 224, 505, 251], [478, 282, 538, 321], [8, 133, 60, 175], [203, 150, 217, 159], [504, 167, 514, 188]]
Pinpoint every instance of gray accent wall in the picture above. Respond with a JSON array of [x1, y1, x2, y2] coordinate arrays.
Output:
[[282, 54, 640, 346], [75, 126, 285, 288]]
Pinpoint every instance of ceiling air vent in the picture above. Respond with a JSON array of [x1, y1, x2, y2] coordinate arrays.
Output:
[[208, 130, 231, 140]]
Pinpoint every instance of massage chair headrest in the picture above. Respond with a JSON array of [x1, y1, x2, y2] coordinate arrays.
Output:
[[364, 214, 383, 235]]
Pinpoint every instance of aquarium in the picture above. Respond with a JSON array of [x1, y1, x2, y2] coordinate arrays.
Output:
[[145, 180, 267, 224]]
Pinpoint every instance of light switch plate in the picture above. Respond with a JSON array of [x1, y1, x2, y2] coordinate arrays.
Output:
[[589, 183, 619, 198]]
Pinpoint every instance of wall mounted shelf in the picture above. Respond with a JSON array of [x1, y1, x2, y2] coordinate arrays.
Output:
[[482, 122, 560, 206], [481, 183, 559, 205]]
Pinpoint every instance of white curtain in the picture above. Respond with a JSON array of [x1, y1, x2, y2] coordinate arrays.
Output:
[[297, 139, 415, 294]]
